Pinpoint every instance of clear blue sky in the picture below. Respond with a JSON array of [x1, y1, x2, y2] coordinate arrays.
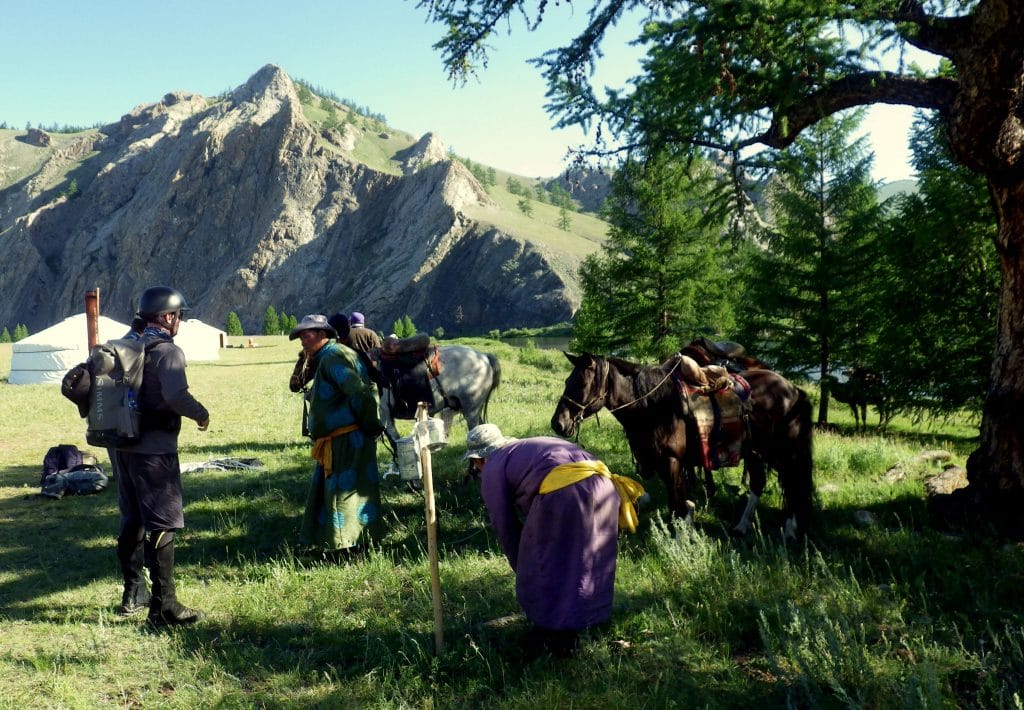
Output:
[[2, 0, 922, 182]]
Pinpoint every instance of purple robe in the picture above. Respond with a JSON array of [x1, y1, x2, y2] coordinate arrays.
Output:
[[480, 436, 619, 631]]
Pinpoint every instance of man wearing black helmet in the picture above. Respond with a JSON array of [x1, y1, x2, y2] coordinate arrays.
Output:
[[113, 286, 210, 628]]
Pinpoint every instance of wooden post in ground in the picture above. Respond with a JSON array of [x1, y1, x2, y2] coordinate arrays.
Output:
[[84, 288, 100, 350], [416, 402, 444, 655]]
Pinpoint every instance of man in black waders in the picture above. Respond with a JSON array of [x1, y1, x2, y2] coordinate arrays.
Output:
[[114, 286, 210, 628]]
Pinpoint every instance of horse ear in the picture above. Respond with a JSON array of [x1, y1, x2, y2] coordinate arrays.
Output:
[[563, 351, 580, 366]]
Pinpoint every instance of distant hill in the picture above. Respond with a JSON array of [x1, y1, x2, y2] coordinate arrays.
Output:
[[878, 178, 918, 201], [0, 65, 608, 335]]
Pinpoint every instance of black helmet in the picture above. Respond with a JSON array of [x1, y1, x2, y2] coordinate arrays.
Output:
[[137, 286, 191, 319]]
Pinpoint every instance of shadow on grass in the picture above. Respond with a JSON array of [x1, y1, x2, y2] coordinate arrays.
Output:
[[0, 436, 501, 620]]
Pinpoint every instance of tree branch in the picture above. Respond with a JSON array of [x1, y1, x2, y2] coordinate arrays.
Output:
[[751, 72, 958, 150], [884, 0, 975, 58]]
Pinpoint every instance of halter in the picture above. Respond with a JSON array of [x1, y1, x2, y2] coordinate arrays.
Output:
[[560, 355, 685, 428], [558, 356, 610, 428]]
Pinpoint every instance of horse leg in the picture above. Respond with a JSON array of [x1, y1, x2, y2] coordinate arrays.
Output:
[[703, 467, 717, 498], [441, 408, 456, 436], [662, 458, 695, 530], [733, 455, 766, 537]]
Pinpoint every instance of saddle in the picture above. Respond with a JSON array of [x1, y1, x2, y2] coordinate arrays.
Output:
[[681, 337, 753, 373], [376, 335, 442, 419], [673, 368, 752, 471]]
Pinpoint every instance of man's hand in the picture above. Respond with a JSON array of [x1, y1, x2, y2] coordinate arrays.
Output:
[[197, 418, 210, 431]]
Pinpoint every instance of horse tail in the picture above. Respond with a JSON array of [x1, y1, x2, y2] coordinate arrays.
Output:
[[780, 387, 815, 533], [481, 353, 501, 422]]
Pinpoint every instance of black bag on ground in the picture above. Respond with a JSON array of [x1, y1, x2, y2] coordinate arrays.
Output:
[[41, 444, 85, 485]]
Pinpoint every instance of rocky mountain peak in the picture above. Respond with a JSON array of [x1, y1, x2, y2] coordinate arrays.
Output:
[[0, 66, 585, 336], [395, 131, 449, 175]]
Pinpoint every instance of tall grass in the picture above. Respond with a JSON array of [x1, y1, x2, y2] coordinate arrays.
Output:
[[0, 339, 1021, 707]]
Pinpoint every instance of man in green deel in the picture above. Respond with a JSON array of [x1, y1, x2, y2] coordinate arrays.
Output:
[[292, 314, 384, 556]]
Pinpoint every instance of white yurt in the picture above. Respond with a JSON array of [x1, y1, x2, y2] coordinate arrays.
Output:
[[174, 319, 225, 362], [8, 313, 129, 385], [7, 315, 224, 385]]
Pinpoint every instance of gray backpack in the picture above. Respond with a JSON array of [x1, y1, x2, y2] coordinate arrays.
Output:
[[85, 339, 149, 447], [41, 464, 109, 499]]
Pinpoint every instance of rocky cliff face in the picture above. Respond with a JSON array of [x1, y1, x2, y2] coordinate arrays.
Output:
[[0, 65, 583, 335]]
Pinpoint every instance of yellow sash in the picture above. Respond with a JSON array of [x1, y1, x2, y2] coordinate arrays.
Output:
[[311, 424, 360, 477], [539, 460, 645, 533]]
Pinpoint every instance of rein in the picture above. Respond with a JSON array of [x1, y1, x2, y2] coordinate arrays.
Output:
[[562, 355, 684, 428], [607, 356, 683, 413]]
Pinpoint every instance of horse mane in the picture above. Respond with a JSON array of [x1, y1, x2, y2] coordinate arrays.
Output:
[[605, 355, 642, 376], [603, 355, 678, 411]]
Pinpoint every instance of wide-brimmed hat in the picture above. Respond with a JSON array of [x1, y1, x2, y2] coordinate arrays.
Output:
[[463, 423, 516, 460], [289, 314, 337, 340]]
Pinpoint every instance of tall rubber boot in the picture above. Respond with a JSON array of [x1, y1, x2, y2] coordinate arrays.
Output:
[[116, 525, 150, 616], [145, 530, 203, 628]]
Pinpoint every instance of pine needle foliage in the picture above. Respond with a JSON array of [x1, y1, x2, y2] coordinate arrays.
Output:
[[572, 152, 737, 360]]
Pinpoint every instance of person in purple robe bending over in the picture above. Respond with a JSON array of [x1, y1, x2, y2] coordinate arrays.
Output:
[[464, 423, 645, 655]]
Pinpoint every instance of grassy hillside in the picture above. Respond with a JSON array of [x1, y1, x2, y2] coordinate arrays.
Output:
[[0, 339, 1020, 707], [0, 128, 99, 192], [298, 91, 610, 262]]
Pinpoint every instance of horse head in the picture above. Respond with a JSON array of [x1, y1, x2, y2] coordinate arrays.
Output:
[[551, 352, 609, 438]]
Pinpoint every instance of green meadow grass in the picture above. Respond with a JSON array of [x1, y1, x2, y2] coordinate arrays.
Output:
[[0, 338, 1021, 708]]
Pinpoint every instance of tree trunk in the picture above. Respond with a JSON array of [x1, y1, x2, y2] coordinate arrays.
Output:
[[946, 183, 1024, 535], [931, 1, 1024, 535]]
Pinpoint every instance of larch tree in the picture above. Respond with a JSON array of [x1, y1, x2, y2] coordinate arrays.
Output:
[[571, 153, 735, 361], [418, 0, 1024, 533], [871, 111, 999, 417], [737, 112, 881, 426]]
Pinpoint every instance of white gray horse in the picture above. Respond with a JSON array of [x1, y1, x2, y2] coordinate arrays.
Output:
[[377, 344, 501, 448]]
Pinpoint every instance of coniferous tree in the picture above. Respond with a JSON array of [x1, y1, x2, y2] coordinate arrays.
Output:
[[13, 324, 28, 341], [517, 198, 534, 218], [0, 327, 10, 343], [557, 206, 572, 231], [736, 112, 880, 423], [572, 152, 735, 361], [870, 113, 998, 416], [392, 315, 418, 338], [262, 306, 280, 336], [226, 312, 243, 336]]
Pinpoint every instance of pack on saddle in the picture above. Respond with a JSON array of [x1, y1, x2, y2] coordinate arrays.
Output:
[[376, 333, 444, 418], [672, 338, 755, 471]]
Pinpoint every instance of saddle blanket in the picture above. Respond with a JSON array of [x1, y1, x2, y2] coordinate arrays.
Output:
[[679, 375, 751, 471]]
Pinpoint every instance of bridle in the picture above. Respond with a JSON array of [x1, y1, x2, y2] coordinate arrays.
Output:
[[558, 355, 685, 431], [557, 356, 610, 430]]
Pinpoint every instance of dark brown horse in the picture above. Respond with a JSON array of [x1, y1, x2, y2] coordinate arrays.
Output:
[[551, 352, 814, 537]]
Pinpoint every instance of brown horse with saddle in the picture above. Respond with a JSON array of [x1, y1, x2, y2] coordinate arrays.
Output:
[[551, 339, 813, 538]]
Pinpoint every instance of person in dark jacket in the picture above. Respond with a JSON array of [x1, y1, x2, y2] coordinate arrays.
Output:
[[113, 286, 209, 628], [344, 311, 382, 354]]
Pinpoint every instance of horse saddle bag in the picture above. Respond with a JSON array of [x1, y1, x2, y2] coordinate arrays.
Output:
[[379, 345, 442, 418], [675, 372, 752, 471]]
